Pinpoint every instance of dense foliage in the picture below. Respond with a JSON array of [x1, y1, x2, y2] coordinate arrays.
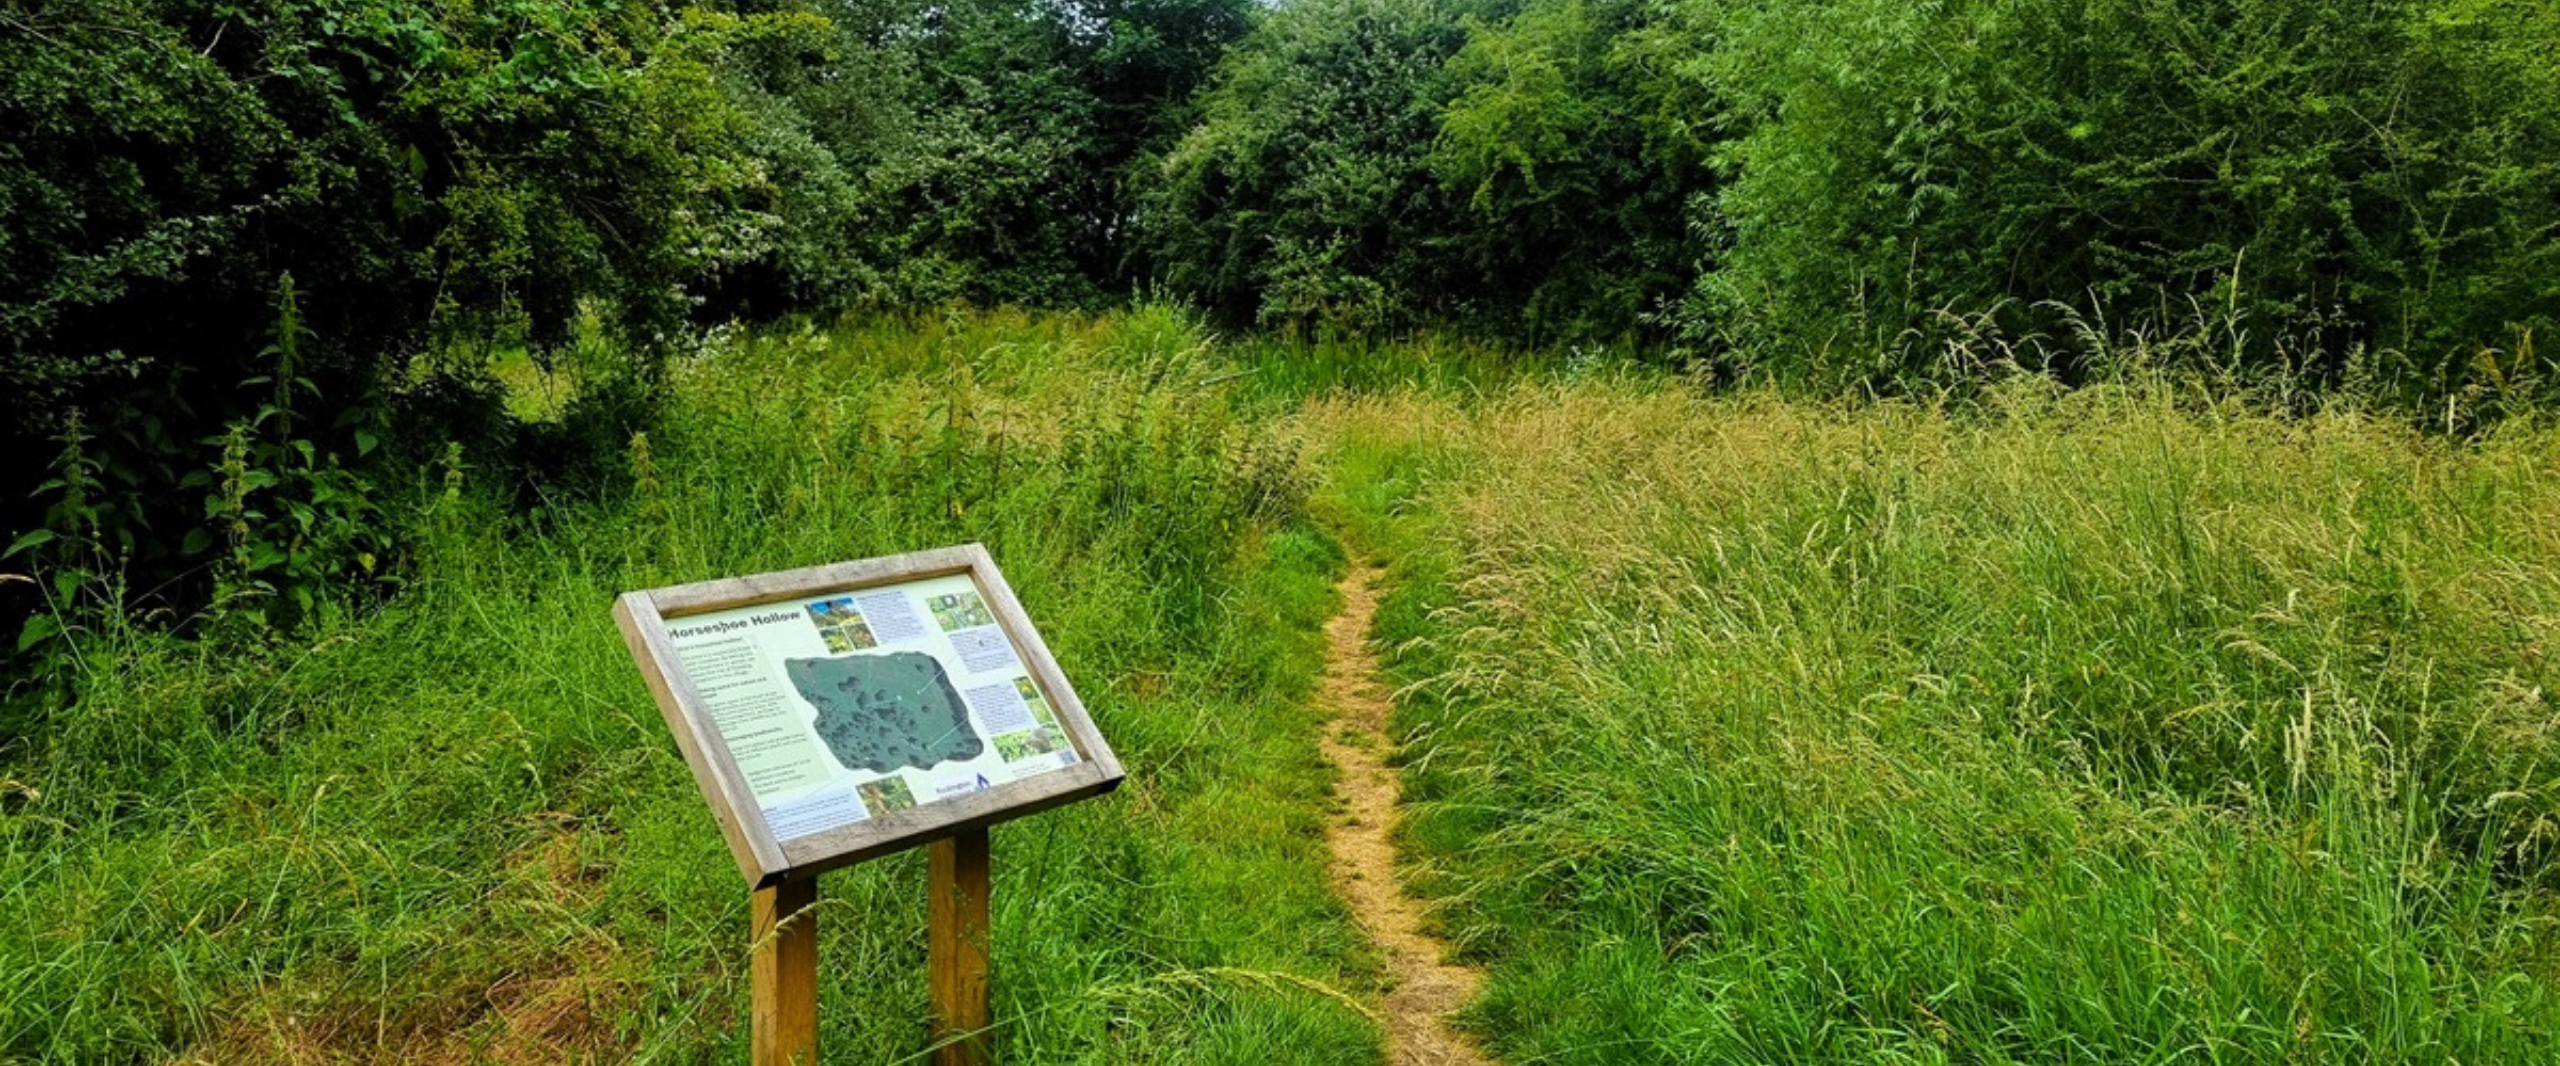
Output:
[[6, 0, 2558, 649], [1156, 0, 2560, 385], [716, 0, 1254, 313], [1143, 0, 1709, 341], [2, 0, 828, 641], [1143, 0, 1474, 331], [0, 0, 1245, 646], [1681, 0, 2560, 397]]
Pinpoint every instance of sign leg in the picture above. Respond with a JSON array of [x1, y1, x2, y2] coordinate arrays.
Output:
[[753, 876, 820, 1066], [930, 827, 993, 1066]]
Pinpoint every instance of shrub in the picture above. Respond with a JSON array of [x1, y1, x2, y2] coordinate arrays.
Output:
[[1676, 0, 2560, 399]]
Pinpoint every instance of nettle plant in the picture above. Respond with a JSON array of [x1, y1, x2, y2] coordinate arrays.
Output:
[[7, 276, 394, 656], [183, 276, 394, 633]]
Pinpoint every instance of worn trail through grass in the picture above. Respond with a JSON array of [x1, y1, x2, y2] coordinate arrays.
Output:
[[21, 310, 2560, 1064], [1317, 566, 1494, 1066]]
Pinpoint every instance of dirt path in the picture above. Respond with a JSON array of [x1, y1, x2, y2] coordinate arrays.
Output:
[[1318, 566, 1497, 1066]]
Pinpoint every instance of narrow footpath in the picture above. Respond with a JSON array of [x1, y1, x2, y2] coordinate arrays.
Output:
[[1317, 566, 1497, 1066]]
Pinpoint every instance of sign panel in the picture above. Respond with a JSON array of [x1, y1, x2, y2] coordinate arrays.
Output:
[[616, 545, 1122, 887]]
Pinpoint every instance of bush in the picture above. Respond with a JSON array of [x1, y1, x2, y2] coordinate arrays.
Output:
[[1676, 0, 2560, 398], [1426, 0, 1710, 342], [1, 0, 825, 646], [1143, 0, 1476, 331]]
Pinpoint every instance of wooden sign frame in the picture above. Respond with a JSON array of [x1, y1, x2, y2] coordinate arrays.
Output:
[[614, 543, 1124, 889]]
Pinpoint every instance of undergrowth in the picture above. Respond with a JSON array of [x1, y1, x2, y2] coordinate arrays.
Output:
[[0, 307, 1380, 1064]]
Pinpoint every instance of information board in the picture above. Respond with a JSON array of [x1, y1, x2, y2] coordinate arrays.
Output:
[[616, 545, 1122, 887]]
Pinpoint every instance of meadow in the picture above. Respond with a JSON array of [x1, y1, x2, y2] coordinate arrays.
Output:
[[2, 311, 1380, 1063], [5, 309, 2558, 1064], [12, 0, 2560, 1060], [1300, 376, 2560, 1063]]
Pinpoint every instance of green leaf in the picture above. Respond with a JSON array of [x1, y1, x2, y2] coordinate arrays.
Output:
[[17, 615, 60, 654], [4, 529, 57, 559]]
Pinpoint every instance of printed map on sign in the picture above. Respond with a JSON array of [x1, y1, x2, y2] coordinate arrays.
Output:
[[657, 570, 1089, 844], [785, 652, 984, 773]]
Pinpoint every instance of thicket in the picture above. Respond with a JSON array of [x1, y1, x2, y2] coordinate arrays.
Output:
[[3, 0, 825, 653], [714, 0, 1254, 314], [1, 0, 1246, 664], [8, 0, 2559, 670], [1150, 0, 2560, 389], [1142, 0, 1710, 342], [1681, 0, 2560, 401]]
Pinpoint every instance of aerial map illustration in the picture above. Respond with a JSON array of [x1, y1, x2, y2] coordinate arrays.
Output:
[[783, 651, 984, 773]]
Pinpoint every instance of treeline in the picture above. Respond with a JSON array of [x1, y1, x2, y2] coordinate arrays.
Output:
[[1150, 0, 2560, 398], [6, 0, 2559, 643], [1, 0, 1250, 638]]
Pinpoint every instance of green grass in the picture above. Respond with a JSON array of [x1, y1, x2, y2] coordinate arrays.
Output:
[[1299, 377, 2560, 1064], [12, 307, 2560, 1065], [1215, 328, 1586, 415], [1, 307, 1379, 1063]]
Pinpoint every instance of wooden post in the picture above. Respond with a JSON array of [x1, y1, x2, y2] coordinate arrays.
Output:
[[753, 875, 820, 1066], [929, 827, 993, 1066]]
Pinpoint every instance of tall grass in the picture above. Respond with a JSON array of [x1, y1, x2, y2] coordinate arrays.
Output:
[[1300, 376, 2560, 1063], [1212, 327, 1585, 413], [17, 304, 2559, 1064], [0, 307, 1381, 1063]]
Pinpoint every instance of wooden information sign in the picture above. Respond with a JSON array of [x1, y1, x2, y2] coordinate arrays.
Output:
[[615, 544, 1123, 1066]]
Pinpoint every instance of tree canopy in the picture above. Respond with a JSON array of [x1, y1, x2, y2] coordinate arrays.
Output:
[[5, 0, 2557, 644]]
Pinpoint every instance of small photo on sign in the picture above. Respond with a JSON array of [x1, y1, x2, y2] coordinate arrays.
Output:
[[857, 776, 918, 816], [805, 596, 858, 627], [929, 591, 995, 632], [966, 674, 1072, 764], [1015, 676, 1061, 731], [804, 595, 879, 653], [994, 727, 1067, 762]]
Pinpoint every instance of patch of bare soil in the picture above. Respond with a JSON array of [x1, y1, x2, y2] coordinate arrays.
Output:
[[1319, 566, 1497, 1066]]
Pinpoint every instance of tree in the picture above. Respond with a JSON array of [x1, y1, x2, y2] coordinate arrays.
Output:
[[1427, 0, 1711, 342], [1143, 0, 1477, 331], [2, 0, 823, 626], [1672, 0, 2560, 395]]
